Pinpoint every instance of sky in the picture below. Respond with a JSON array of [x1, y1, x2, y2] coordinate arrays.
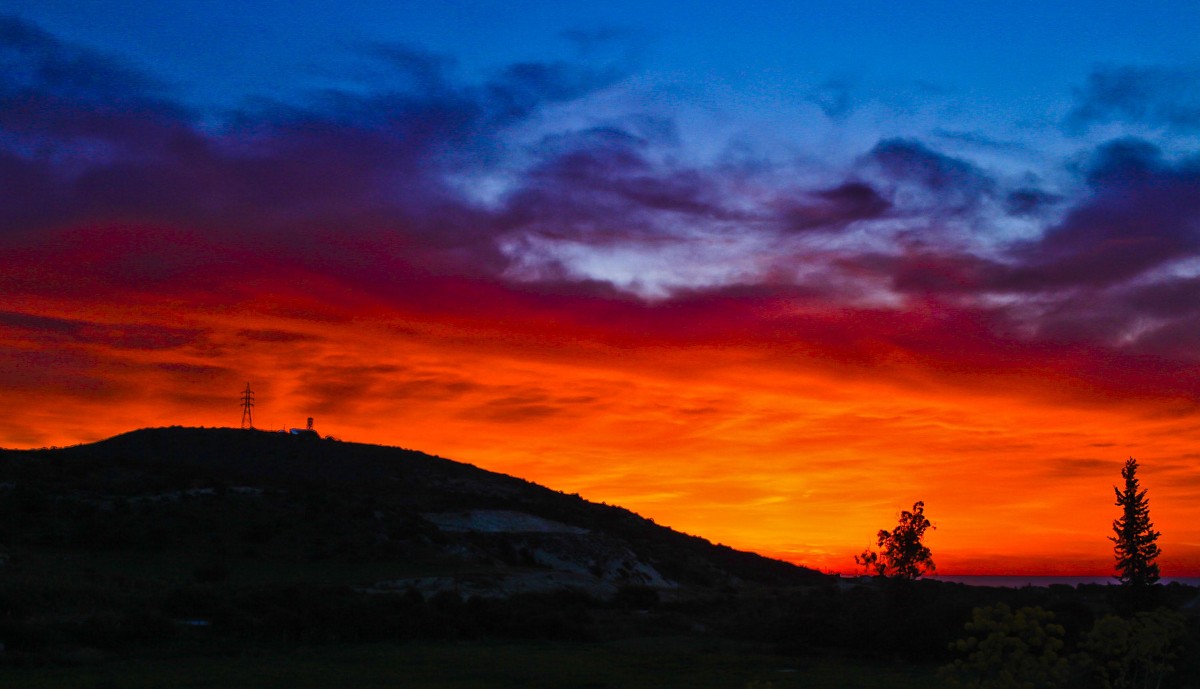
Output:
[[3, 1, 1200, 576]]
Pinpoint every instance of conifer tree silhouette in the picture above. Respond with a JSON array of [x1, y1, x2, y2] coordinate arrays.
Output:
[[1111, 457, 1160, 588]]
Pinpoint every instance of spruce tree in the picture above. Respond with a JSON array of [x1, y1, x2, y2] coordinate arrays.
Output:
[[1110, 457, 1161, 587]]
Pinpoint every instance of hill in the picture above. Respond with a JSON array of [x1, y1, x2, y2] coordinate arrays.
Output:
[[0, 426, 827, 596], [0, 427, 845, 664]]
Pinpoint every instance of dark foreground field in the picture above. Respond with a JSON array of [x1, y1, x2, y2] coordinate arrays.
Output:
[[0, 638, 936, 689]]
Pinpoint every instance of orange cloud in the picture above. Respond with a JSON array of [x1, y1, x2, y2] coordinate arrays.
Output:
[[4, 276, 1199, 577]]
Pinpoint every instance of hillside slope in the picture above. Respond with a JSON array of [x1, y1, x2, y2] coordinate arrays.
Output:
[[0, 427, 827, 596]]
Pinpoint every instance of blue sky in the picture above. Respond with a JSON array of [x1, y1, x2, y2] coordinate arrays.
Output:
[[9, 1, 1199, 113]]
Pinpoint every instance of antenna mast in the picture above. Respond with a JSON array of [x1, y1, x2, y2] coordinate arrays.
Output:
[[240, 382, 255, 429]]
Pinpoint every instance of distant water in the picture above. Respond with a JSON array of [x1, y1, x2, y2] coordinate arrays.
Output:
[[932, 575, 1200, 588]]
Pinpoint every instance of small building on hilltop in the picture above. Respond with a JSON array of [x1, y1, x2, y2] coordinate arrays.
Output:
[[288, 417, 320, 438]]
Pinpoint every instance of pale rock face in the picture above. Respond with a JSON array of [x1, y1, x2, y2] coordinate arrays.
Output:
[[377, 509, 679, 598]]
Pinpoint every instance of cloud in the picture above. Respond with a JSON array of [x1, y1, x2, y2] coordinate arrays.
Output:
[[236, 328, 318, 344], [1039, 457, 1112, 480], [0, 309, 206, 350], [779, 182, 891, 233], [1004, 188, 1061, 217], [1066, 65, 1200, 132], [460, 392, 590, 423], [0, 16, 189, 174], [1003, 139, 1200, 290], [862, 249, 1004, 296], [486, 60, 627, 124], [1130, 316, 1200, 360], [1122, 276, 1200, 320], [291, 359, 496, 419], [0, 15, 639, 282], [808, 79, 855, 119], [0, 15, 179, 119], [5, 16, 1200, 418], [863, 138, 996, 212], [0, 16, 193, 234], [497, 127, 741, 247], [0, 347, 128, 398]]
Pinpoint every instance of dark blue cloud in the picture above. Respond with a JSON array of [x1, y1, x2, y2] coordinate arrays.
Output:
[[1066, 65, 1200, 133], [808, 79, 855, 119], [0, 16, 627, 277], [864, 138, 996, 213], [781, 182, 891, 233], [0, 15, 188, 154], [1004, 139, 1200, 289], [1004, 188, 1061, 217]]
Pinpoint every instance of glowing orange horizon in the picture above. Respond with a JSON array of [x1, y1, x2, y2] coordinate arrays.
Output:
[[4, 273, 1198, 578]]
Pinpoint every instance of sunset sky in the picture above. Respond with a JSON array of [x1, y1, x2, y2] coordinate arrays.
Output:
[[3, 1, 1200, 575]]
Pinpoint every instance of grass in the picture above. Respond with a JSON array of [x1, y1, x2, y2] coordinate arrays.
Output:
[[2, 545, 472, 590], [0, 638, 938, 689]]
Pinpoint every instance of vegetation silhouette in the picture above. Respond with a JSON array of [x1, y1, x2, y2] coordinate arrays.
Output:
[[1111, 457, 1161, 589], [1081, 609, 1188, 689], [940, 603, 1191, 688], [940, 603, 1070, 689], [855, 500, 935, 579]]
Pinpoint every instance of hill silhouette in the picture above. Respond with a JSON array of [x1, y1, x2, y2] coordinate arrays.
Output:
[[0, 426, 827, 596]]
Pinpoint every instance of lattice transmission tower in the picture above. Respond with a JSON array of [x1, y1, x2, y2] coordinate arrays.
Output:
[[240, 382, 255, 429]]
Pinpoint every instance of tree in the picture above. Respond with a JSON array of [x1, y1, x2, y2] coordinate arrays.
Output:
[[1110, 457, 1160, 588], [1080, 610, 1186, 689], [854, 500, 935, 579], [939, 604, 1070, 689]]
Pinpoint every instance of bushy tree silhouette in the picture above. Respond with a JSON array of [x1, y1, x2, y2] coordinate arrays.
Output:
[[854, 500, 935, 579], [1081, 609, 1187, 689], [939, 603, 1070, 689], [1110, 457, 1160, 588]]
